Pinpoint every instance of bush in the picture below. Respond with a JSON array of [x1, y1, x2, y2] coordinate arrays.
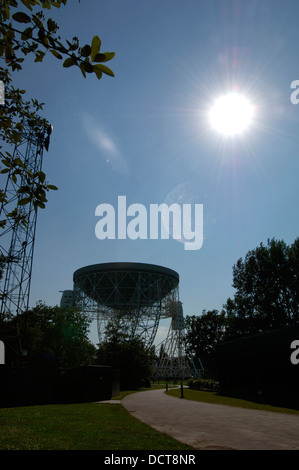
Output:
[[187, 378, 219, 392]]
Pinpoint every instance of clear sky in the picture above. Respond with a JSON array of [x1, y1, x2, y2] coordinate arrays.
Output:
[[9, 0, 299, 345]]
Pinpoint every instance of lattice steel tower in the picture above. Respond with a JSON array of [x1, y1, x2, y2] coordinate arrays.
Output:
[[0, 120, 52, 319], [154, 301, 204, 380]]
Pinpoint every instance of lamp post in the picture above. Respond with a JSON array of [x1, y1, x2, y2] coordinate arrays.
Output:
[[180, 377, 184, 398]]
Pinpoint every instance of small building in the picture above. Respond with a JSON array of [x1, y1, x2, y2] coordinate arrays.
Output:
[[216, 324, 299, 406], [58, 365, 120, 403], [0, 364, 119, 407]]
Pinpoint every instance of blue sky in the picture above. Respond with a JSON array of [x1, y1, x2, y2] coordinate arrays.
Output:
[[8, 0, 299, 345]]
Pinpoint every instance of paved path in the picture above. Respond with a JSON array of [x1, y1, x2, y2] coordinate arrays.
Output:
[[122, 388, 299, 450]]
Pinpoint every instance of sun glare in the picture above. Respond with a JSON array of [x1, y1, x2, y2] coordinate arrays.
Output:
[[209, 93, 254, 136]]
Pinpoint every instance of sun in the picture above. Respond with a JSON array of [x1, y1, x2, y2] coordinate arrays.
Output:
[[209, 92, 254, 136]]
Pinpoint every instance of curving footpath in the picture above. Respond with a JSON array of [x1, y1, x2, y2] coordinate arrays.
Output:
[[122, 388, 299, 450]]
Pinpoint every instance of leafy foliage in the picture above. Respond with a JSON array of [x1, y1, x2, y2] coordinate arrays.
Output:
[[96, 319, 155, 390], [0, 0, 115, 231], [0, 0, 115, 79], [185, 238, 299, 377], [187, 378, 219, 392], [224, 238, 299, 338], [185, 309, 228, 378], [185, 309, 227, 359], [1, 302, 96, 368]]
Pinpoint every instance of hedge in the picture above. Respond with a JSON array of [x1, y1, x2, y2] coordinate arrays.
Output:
[[187, 378, 219, 392]]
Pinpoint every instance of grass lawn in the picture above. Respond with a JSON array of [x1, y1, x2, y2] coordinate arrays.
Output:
[[0, 401, 193, 450], [2, 385, 298, 451], [166, 388, 299, 415]]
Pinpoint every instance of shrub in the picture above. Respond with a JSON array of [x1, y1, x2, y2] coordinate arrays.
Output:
[[187, 378, 219, 392]]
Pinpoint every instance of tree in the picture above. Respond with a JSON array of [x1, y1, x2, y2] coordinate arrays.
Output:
[[1, 302, 96, 368], [184, 238, 299, 379], [223, 238, 299, 339], [0, 1, 115, 84], [0, 0, 115, 230], [96, 320, 155, 390], [185, 309, 228, 378]]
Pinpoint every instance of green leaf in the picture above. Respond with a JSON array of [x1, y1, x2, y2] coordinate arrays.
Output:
[[21, 27, 33, 40], [41, 37, 49, 47], [93, 64, 114, 77], [81, 44, 91, 57], [66, 39, 79, 51], [17, 186, 30, 194], [47, 184, 58, 190], [37, 171, 45, 183], [18, 197, 31, 206], [82, 60, 93, 74], [21, 0, 39, 11], [32, 15, 43, 29], [42, 0, 51, 9], [38, 193, 47, 202], [34, 50, 45, 62], [14, 157, 24, 167], [50, 49, 63, 59], [12, 12, 31, 23], [63, 57, 76, 68], [90, 35, 101, 61], [1, 159, 11, 168], [79, 63, 86, 78], [47, 18, 57, 32], [94, 52, 115, 63], [93, 53, 106, 63], [5, 1, 10, 19], [94, 68, 102, 80]]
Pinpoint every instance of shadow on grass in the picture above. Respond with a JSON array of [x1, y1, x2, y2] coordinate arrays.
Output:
[[166, 388, 299, 415], [215, 391, 299, 412]]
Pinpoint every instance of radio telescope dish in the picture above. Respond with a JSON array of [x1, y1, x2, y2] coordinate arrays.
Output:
[[73, 262, 179, 348]]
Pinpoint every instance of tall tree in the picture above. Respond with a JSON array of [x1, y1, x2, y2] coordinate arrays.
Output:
[[224, 238, 299, 339], [185, 309, 228, 378], [1, 302, 96, 368], [96, 320, 155, 390], [185, 238, 299, 377]]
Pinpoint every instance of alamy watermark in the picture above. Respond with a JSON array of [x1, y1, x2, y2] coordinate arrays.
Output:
[[0, 81, 4, 105], [0, 341, 4, 365], [95, 195, 203, 250], [290, 80, 299, 104], [290, 340, 299, 365]]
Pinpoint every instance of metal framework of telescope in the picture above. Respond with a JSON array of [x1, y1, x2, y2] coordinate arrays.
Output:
[[0, 120, 52, 319], [154, 301, 203, 379], [72, 263, 180, 348], [61, 262, 203, 380]]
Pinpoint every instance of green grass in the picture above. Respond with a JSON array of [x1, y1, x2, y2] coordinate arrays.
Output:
[[3, 385, 297, 450], [0, 401, 193, 450], [166, 388, 299, 415]]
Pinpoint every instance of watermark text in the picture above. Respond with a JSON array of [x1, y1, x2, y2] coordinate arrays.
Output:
[[95, 196, 203, 250], [0, 341, 4, 365], [0, 81, 4, 105], [290, 340, 299, 365]]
